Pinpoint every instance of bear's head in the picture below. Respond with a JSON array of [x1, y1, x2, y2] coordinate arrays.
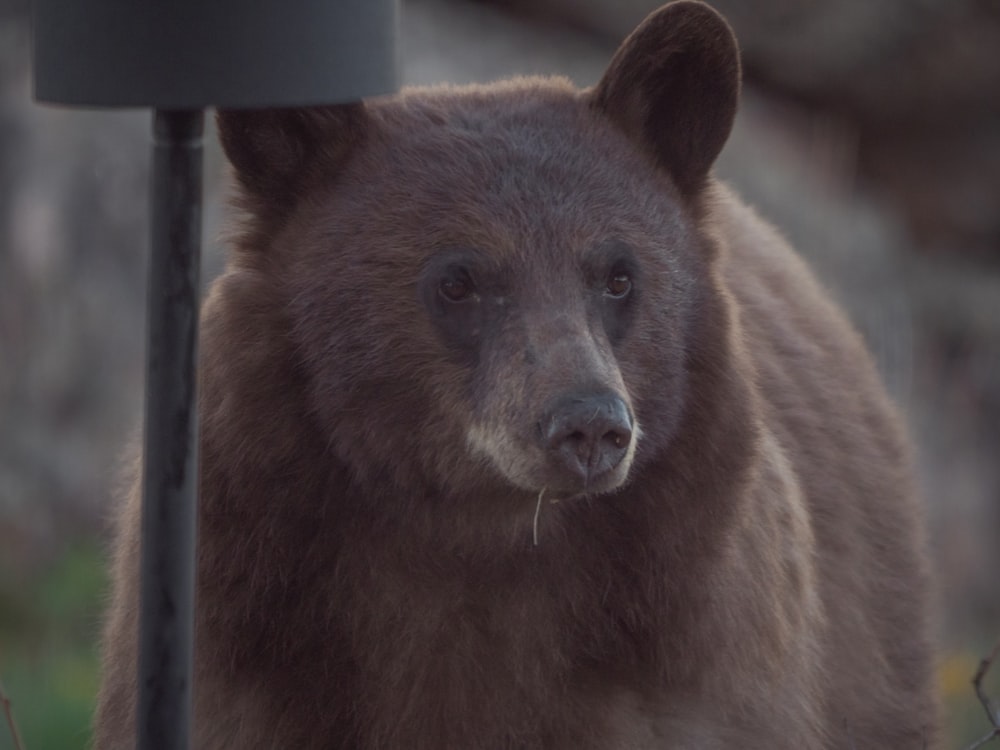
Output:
[[215, 1, 741, 514]]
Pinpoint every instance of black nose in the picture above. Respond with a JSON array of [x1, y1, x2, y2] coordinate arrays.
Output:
[[541, 392, 633, 485]]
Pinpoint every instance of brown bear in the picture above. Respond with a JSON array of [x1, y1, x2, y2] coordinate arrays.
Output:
[[94, 2, 939, 748]]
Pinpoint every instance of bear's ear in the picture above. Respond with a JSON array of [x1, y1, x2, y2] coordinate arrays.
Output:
[[216, 104, 369, 210], [590, 1, 740, 196]]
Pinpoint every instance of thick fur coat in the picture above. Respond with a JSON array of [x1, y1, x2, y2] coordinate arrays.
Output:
[[95, 2, 938, 748]]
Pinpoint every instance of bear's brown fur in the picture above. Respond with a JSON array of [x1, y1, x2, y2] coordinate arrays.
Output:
[[94, 2, 939, 748]]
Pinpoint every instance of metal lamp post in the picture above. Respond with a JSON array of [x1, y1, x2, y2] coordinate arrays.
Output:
[[32, 3, 397, 748]]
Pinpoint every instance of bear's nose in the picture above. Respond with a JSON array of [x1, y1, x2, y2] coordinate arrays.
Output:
[[541, 392, 633, 485]]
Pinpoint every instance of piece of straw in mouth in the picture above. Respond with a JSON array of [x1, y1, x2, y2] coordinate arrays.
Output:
[[533, 487, 546, 546]]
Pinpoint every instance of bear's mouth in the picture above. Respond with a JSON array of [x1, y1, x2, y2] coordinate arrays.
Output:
[[529, 475, 631, 546], [465, 391, 640, 510]]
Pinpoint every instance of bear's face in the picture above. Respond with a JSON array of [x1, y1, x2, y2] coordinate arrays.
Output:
[[284, 91, 707, 501], [217, 0, 740, 510]]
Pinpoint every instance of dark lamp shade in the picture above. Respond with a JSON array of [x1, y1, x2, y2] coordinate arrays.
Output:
[[33, 0, 398, 108]]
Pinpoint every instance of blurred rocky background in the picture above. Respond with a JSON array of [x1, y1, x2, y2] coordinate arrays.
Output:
[[1, 0, 998, 746]]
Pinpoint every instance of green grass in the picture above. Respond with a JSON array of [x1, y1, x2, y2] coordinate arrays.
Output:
[[1, 541, 104, 750]]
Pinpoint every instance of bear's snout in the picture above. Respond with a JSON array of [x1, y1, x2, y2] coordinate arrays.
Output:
[[540, 391, 633, 489]]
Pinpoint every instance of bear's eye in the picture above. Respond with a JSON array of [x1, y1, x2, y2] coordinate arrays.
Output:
[[605, 272, 632, 299], [439, 270, 475, 303]]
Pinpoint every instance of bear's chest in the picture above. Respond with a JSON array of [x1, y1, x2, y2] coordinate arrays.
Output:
[[318, 552, 668, 748]]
